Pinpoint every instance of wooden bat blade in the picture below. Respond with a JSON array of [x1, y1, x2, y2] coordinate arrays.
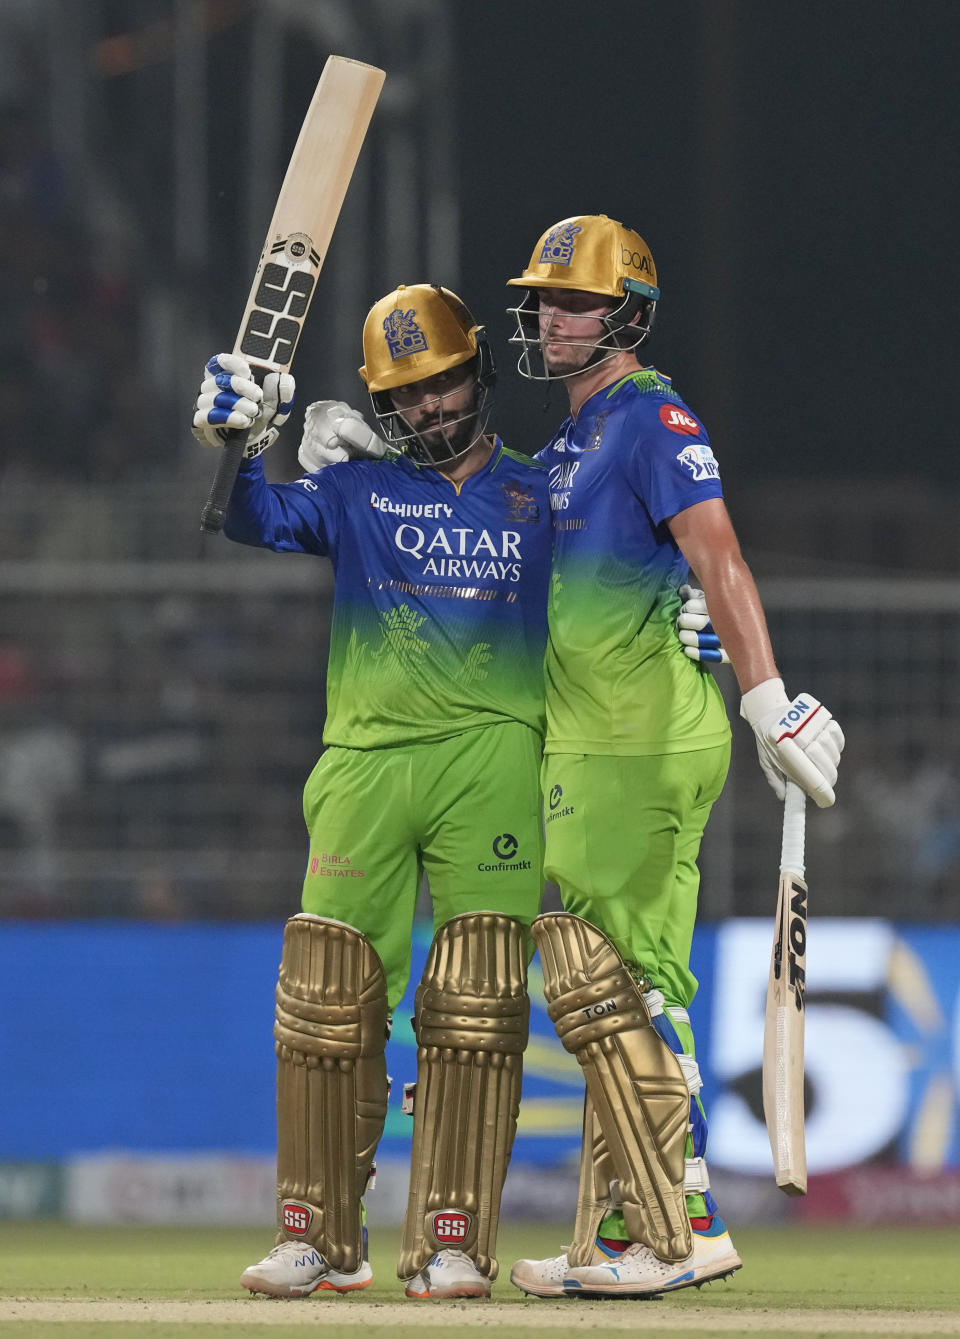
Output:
[[200, 55, 385, 534], [762, 866, 808, 1195], [232, 55, 385, 375]]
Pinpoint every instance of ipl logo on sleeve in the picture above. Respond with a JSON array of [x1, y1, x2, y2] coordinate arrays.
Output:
[[383, 309, 428, 360], [539, 222, 582, 266], [677, 443, 721, 482]]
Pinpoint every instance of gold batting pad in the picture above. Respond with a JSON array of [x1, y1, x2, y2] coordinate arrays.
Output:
[[273, 913, 389, 1272], [532, 912, 693, 1263], [568, 1090, 618, 1268], [397, 913, 529, 1282]]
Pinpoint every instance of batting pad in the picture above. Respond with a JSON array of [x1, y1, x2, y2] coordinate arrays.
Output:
[[568, 1089, 619, 1268], [397, 913, 530, 1282], [533, 911, 693, 1264], [273, 913, 389, 1272]]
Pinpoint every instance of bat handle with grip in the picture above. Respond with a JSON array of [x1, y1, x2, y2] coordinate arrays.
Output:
[[200, 427, 249, 534], [780, 780, 807, 880]]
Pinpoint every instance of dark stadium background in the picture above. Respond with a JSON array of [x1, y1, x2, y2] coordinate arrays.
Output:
[[0, 0, 957, 1231]]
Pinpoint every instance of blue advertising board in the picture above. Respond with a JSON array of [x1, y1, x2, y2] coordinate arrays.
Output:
[[1, 920, 956, 1178]]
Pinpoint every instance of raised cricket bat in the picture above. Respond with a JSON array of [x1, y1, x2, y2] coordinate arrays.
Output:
[[200, 55, 385, 533], [762, 779, 808, 1195]]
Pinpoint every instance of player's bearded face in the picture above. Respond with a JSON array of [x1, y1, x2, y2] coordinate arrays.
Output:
[[537, 289, 619, 375], [390, 366, 480, 460]]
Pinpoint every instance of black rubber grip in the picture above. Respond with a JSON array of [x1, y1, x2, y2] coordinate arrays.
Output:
[[200, 428, 249, 534]]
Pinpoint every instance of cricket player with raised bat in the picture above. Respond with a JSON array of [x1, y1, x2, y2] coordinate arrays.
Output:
[[193, 284, 552, 1300], [504, 215, 845, 1298]]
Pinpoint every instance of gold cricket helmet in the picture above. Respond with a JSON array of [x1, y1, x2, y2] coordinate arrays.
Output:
[[359, 283, 496, 466], [507, 213, 659, 301], [359, 284, 485, 393]]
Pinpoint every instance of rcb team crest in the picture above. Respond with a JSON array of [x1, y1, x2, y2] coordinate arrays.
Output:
[[539, 222, 582, 266], [502, 480, 540, 522], [587, 410, 609, 451], [383, 308, 428, 360]]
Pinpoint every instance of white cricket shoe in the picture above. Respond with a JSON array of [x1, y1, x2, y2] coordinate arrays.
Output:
[[240, 1240, 373, 1297], [562, 1217, 742, 1298], [404, 1248, 491, 1299], [510, 1238, 624, 1297]]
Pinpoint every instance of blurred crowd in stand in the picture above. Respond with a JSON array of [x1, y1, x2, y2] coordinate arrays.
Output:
[[0, 11, 956, 925], [0, 99, 144, 486]]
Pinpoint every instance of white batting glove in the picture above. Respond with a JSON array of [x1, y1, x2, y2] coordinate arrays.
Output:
[[741, 677, 845, 808], [676, 584, 730, 664], [298, 399, 387, 473], [192, 353, 295, 458]]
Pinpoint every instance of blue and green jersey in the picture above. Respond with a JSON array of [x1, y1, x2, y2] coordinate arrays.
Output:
[[536, 369, 730, 756], [226, 441, 551, 749]]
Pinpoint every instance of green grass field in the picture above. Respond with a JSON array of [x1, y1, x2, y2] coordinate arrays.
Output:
[[1, 1221, 958, 1339]]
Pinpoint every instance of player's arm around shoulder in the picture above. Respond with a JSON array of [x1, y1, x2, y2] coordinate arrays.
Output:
[[297, 399, 389, 473]]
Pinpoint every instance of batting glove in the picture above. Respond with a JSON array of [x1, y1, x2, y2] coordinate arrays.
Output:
[[676, 583, 730, 664], [192, 353, 295, 458], [298, 399, 387, 473], [741, 677, 845, 808]]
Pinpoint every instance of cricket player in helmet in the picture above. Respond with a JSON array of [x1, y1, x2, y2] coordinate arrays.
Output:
[[507, 213, 659, 380], [505, 215, 845, 1299], [358, 283, 496, 465], [192, 283, 550, 1300]]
